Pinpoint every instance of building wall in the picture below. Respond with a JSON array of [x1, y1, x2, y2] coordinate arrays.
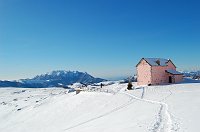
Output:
[[151, 61, 177, 85], [174, 75, 183, 83], [137, 60, 152, 85], [151, 66, 168, 85], [137, 59, 182, 85], [166, 61, 176, 70]]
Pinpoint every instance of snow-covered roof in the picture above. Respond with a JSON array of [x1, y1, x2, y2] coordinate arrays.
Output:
[[143, 58, 170, 66], [166, 69, 183, 75]]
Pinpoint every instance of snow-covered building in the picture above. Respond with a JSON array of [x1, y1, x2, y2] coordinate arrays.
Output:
[[136, 58, 183, 85]]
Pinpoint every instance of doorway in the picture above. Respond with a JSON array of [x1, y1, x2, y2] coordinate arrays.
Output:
[[169, 76, 172, 83]]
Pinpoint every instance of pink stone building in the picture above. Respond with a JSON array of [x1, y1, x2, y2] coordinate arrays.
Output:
[[136, 58, 183, 85]]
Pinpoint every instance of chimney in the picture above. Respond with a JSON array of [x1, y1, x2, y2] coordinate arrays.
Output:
[[156, 60, 160, 65]]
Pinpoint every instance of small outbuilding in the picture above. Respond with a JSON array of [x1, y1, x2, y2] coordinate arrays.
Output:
[[136, 58, 183, 85]]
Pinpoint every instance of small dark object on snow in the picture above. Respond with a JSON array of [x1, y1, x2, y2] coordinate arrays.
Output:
[[1, 102, 7, 105], [76, 89, 82, 94], [13, 99, 18, 101], [100, 83, 103, 88], [127, 82, 133, 90], [17, 108, 22, 111]]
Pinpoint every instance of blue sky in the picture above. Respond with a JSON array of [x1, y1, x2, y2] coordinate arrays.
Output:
[[0, 0, 200, 80]]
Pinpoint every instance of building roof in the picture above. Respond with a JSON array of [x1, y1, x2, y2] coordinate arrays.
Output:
[[143, 58, 170, 66], [136, 58, 177, 68], [166, 69, 183, 75]]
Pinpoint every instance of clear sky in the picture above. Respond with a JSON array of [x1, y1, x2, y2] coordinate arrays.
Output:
[[0, 0, 200, 80]]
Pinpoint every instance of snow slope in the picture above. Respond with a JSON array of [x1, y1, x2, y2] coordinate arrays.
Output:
[[0, 82, 200, 132]]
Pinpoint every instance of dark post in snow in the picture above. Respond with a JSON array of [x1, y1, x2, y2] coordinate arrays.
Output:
[[127, 77, 133, 90]]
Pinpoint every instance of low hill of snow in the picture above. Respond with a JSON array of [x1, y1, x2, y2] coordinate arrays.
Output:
[[0, 82, 200, 132]]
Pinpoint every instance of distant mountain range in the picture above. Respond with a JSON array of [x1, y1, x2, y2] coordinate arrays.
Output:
[[0, 70, 106, 88], [1, 70, 198, 88], [183, 71, 200, 80], [183, 71, 200, 76]]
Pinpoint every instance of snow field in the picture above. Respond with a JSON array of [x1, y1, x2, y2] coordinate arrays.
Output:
[[0, 82, 200, 132]]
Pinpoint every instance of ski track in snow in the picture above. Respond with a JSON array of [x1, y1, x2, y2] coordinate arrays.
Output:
[[122, 87, 173, 132], [64, 85, 174, 132], [2, 83, 200, 132]]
